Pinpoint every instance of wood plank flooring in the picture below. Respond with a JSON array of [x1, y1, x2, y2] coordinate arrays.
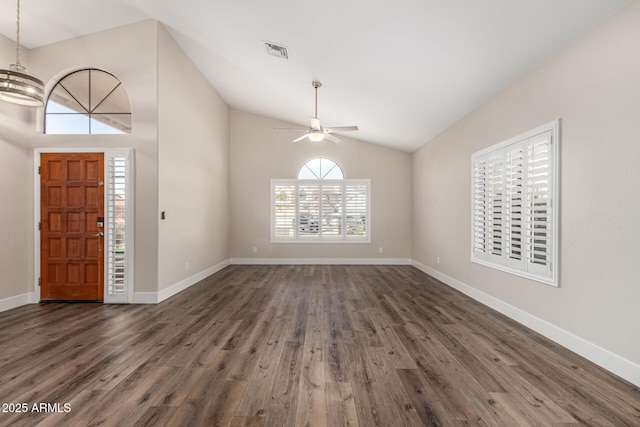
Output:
[[0, 265, 638, 426]]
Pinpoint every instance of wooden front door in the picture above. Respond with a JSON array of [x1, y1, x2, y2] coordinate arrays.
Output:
[[40, 153, 105, 301]]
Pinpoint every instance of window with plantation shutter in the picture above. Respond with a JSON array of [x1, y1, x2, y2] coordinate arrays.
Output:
[[271, 158, 370, 243], [105, 149, 134, 303], [472, 120, 559, 286]]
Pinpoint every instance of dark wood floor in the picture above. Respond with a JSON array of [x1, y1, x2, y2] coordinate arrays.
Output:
[[0, 265, 638, 426]]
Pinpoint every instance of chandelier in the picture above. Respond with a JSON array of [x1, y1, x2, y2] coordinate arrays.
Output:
[[0, 0, 44, 107]]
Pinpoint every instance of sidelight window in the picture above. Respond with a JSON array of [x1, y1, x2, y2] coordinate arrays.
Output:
[[104, 149, 134, 303]]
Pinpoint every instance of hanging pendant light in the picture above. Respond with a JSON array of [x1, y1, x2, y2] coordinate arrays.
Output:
[[0, 0, 44, 107]]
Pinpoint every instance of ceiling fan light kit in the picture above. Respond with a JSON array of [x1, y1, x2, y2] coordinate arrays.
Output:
[[278, 80, 358, 143], [0, 0, 44, 107], [308, 131, 324, 142]]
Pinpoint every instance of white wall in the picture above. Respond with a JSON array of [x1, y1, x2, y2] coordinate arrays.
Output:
[[0, 34, 36, 305], [230, 109, 412, 261], [412, 0, 640, 374], [157, 25, 230, 291]]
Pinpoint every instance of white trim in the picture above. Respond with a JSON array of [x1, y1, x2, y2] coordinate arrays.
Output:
[[0, 293, 36, 313], [132, 292, 158, 304], [471, 258, 557, 287], [411, 260, 640, 388], [157, 260, 230, 303], [231, 258, 412, 265], [133, 259, 230, 304]]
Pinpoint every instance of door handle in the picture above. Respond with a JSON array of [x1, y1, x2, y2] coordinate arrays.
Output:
[[93, 232, 104, 237]]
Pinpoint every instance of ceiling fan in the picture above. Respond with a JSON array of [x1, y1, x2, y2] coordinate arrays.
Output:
[[279, 81, 358, 143]]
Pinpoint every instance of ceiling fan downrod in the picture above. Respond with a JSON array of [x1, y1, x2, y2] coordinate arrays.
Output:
[[312, 81, 322, 120]]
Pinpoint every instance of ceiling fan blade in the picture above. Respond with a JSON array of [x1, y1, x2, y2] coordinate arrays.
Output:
[[310, 117, 321, 130], [292, 133, 310, 143], [323, 133, 340, 143], [324, 125, 359, 133]]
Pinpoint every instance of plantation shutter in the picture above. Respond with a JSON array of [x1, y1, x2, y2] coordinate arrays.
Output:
[[505, 142, 525, 269], [104, 149, 134, 303], [271, 179, 370, 242], [321, 185, 343, 236], [273, 184, 296, 239], [487, 153, 504, 262], [473, 157, 488, 257], [298, 184, 320, 237], [471, 120, 557, 285], [345, 183, 368, 238], [525, 131, 553, 277]]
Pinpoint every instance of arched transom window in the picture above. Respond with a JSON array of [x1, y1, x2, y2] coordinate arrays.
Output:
[[297, 157, 344, 180], [45, 69, 131, 134]]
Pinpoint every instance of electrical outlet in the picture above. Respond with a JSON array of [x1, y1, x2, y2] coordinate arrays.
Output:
[[185, 261, 189, 270], [436, 257, 440, 264], [253, 246, 258, 253], [379, 247, 383, 254]]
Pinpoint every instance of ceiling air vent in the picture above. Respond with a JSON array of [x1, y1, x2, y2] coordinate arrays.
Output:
[[264, 42, 288, 59]]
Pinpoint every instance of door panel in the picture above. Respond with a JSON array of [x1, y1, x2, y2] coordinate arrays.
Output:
[[41, 153, 104, 301]]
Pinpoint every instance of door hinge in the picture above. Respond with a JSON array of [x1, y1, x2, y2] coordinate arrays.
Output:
[[38, 221, 41, 231], [38, 166, 41, 174], [38, 278, 41, 286]]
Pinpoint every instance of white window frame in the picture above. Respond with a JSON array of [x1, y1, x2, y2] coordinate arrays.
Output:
[[271, 179, 371, 243], [471, 120, 559, 286], [34, 148, 135, 303]]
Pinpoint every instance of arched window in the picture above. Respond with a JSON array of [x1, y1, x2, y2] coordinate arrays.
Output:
[[45, 69, 131, 134], [297, 157, 344, 179], [272, 158, 370, 242]]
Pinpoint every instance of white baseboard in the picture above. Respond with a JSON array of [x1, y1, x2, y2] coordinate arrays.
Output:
[[133, 259, 231, 304], [0, 292, 36, 312], [411, 260, 640, 388], [132, 292, 159, 304], [230, 257, 412, 265]]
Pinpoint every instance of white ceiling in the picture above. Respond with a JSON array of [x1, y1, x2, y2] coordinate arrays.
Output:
[[0, 0, 631, 151]]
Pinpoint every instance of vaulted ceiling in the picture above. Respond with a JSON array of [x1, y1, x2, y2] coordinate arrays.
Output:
[[0, 0, 630, 151]]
